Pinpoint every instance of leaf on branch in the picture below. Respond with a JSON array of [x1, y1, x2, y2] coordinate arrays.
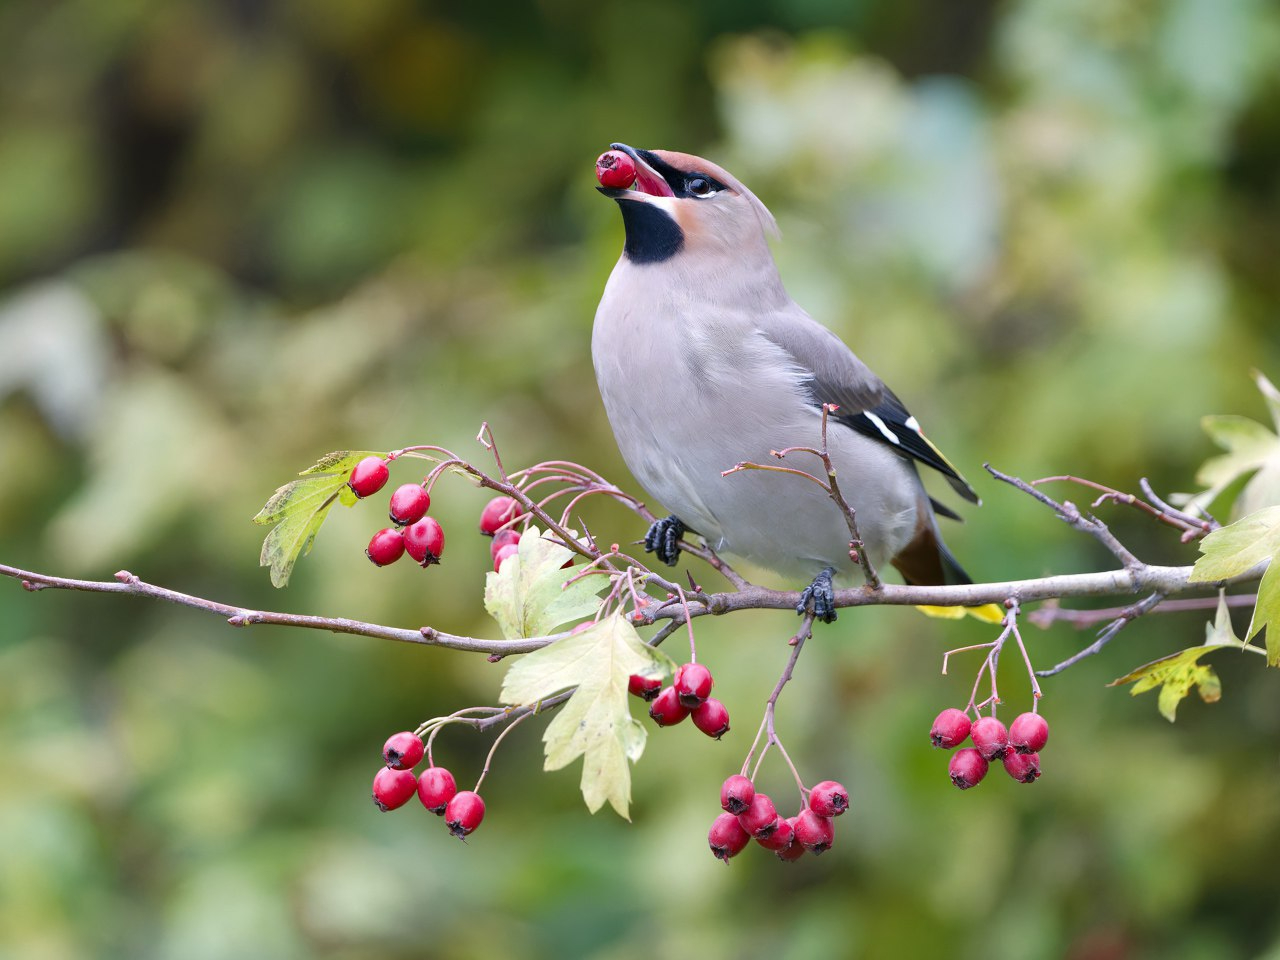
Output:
[[1188, 506, 1280, 660], [1110, 645, 1227, 722], [252, 450, 382, 588], [1178, 371, 1280, 518], [499, 611, 673, 818], [483, 526, 603, 639]]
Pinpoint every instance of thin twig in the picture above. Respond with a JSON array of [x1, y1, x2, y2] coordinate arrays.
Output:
[[1036, 592, 1166, 677]]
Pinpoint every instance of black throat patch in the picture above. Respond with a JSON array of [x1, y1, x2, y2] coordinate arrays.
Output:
[[617, 200, 683, 264]]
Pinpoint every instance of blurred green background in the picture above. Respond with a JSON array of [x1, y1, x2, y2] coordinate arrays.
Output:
[[3, 0, 1280, 957]]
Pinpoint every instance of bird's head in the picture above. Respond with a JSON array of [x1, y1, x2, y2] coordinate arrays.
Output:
[[598, 144, 778, 266]]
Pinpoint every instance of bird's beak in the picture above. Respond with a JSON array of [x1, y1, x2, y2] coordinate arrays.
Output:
[[597, 143, 675, 201]]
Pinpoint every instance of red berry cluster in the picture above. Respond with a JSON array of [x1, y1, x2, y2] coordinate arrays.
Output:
[[709, 775, 848, 863], [630, 662, 730, 739], [351, 457, 447, 568], [930, 708, 1049, 789], [371, 731, 485, 839]]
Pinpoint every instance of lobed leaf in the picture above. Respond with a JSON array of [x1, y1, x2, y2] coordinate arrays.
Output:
[[483, 526, 604, 639], [1110, 644, 1230, 722], [1188, 506, 1280, 582], [252, 450, 384, 588], [499, 612, 674, 818]]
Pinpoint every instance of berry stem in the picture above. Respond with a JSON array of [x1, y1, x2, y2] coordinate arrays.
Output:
[[673, 585, 698, 662], [742, 614, 814, 794], [473, 709, 534, 794]]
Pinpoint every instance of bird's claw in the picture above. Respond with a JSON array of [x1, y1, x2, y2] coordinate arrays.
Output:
[[643, 515, 685, 567], [797, 567, 838, 623]]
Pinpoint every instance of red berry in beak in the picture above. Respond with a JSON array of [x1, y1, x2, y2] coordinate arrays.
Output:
[[596, 150, 637, 190]]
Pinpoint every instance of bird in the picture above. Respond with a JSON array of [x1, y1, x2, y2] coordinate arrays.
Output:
[[591, 143, 982, 623]]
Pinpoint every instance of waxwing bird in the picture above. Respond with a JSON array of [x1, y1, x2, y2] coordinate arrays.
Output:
[[592, 143, 980, 622]]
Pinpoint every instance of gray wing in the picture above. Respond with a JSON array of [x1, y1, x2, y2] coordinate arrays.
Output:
[[756, 306, 980, 505]]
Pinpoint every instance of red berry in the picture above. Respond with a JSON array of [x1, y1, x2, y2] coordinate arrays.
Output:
[[596, 150, 638, 190], [708, 812, 751, 861], [692, 698, 730, 739], [628, 674, 662, 701], [479, 496, 522, 535], [930, 708, 972, 748], [1003, 751, 1042, 783], [720, 774, 755, 815], [388, 484, 431, 526], [775, 824, 808, 862], [792, 808, 835, 855], [948, 747, 989, 789], [808, 780, 849, 818], [737, 792, 779, 840], [366, 528, 406, 567], [382, 731, 424, 770], [970, 716, 1010, 761], [403, 517, 445, 566], [417, 766, 458, 814], [755, 815, 795, 852], [673, 662, 713, 709], [371, 767, 417, 811], [444, 790, 485, 838], [1008, 712, 1050, 754], [493, 543, 520, 571], [490, 528, 521, 558], [348, 456, 390, 499], [648, 686, 690, 727]]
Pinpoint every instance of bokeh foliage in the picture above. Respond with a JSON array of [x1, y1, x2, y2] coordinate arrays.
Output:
[[2, 0, 1280, 957]]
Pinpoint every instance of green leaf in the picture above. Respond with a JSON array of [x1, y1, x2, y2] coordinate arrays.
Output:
[[1178, 372, 1280, 517], [500, 612, 673, 817], [1188, 506, 1280, 582], [1251, 558, 1280, 664], [483, 526, 604, 639], [1110, 644, 1230, 722], [1254, 369, 1280, 434], [252, 450, 383, 588]]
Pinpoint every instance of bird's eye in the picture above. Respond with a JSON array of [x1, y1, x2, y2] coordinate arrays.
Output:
[[686, 177, 715, 197]]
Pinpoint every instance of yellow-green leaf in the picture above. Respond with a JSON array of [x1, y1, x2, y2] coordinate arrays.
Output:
[[483, 526, 603, 639], [252, 450, 382, 587], [499, 612, 673, 818], [1110, 643, 1233, 722], [1251, 558, 1280, 664], [1188, 506, 1280, 582]]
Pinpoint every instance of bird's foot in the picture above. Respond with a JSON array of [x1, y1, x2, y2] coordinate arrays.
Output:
[[797, 567, 838, 624], [643, 515, 686, 567]]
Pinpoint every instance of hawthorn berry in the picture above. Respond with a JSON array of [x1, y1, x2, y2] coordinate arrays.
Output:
[[479, 496, 522, 536], [792, 808, 835, 855], [720, 774, 755, 815], [930, 708, 972, 749], [775, 826, 808, 862], [673, 662, 713, 709], [417, 766, 459, 814], [627, 674, 662, 701], [493, 543, 520, 572], [371, 767, 417, 811], [737, 792, 779, 840], [755, 815, 795, 852], [948, 747, 989, 790], [444, 790, 485, 838], [708, 812, 751, 862], [403, 517, 445, 566], [648, 686, 690, 726], [596, 150, 638, 190], [1008, 712, 1050, 755], [970, 716, 1010, 761], [1003, 751, 1042, 784], [366, 528, 406, 567], [490, 528, 521, 554], [692, 698, 730, 739], [808, 780, 849, 818], [348, 457, 390, 499], [382, 731, 424, 770], [388, 484, 431, 526]]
